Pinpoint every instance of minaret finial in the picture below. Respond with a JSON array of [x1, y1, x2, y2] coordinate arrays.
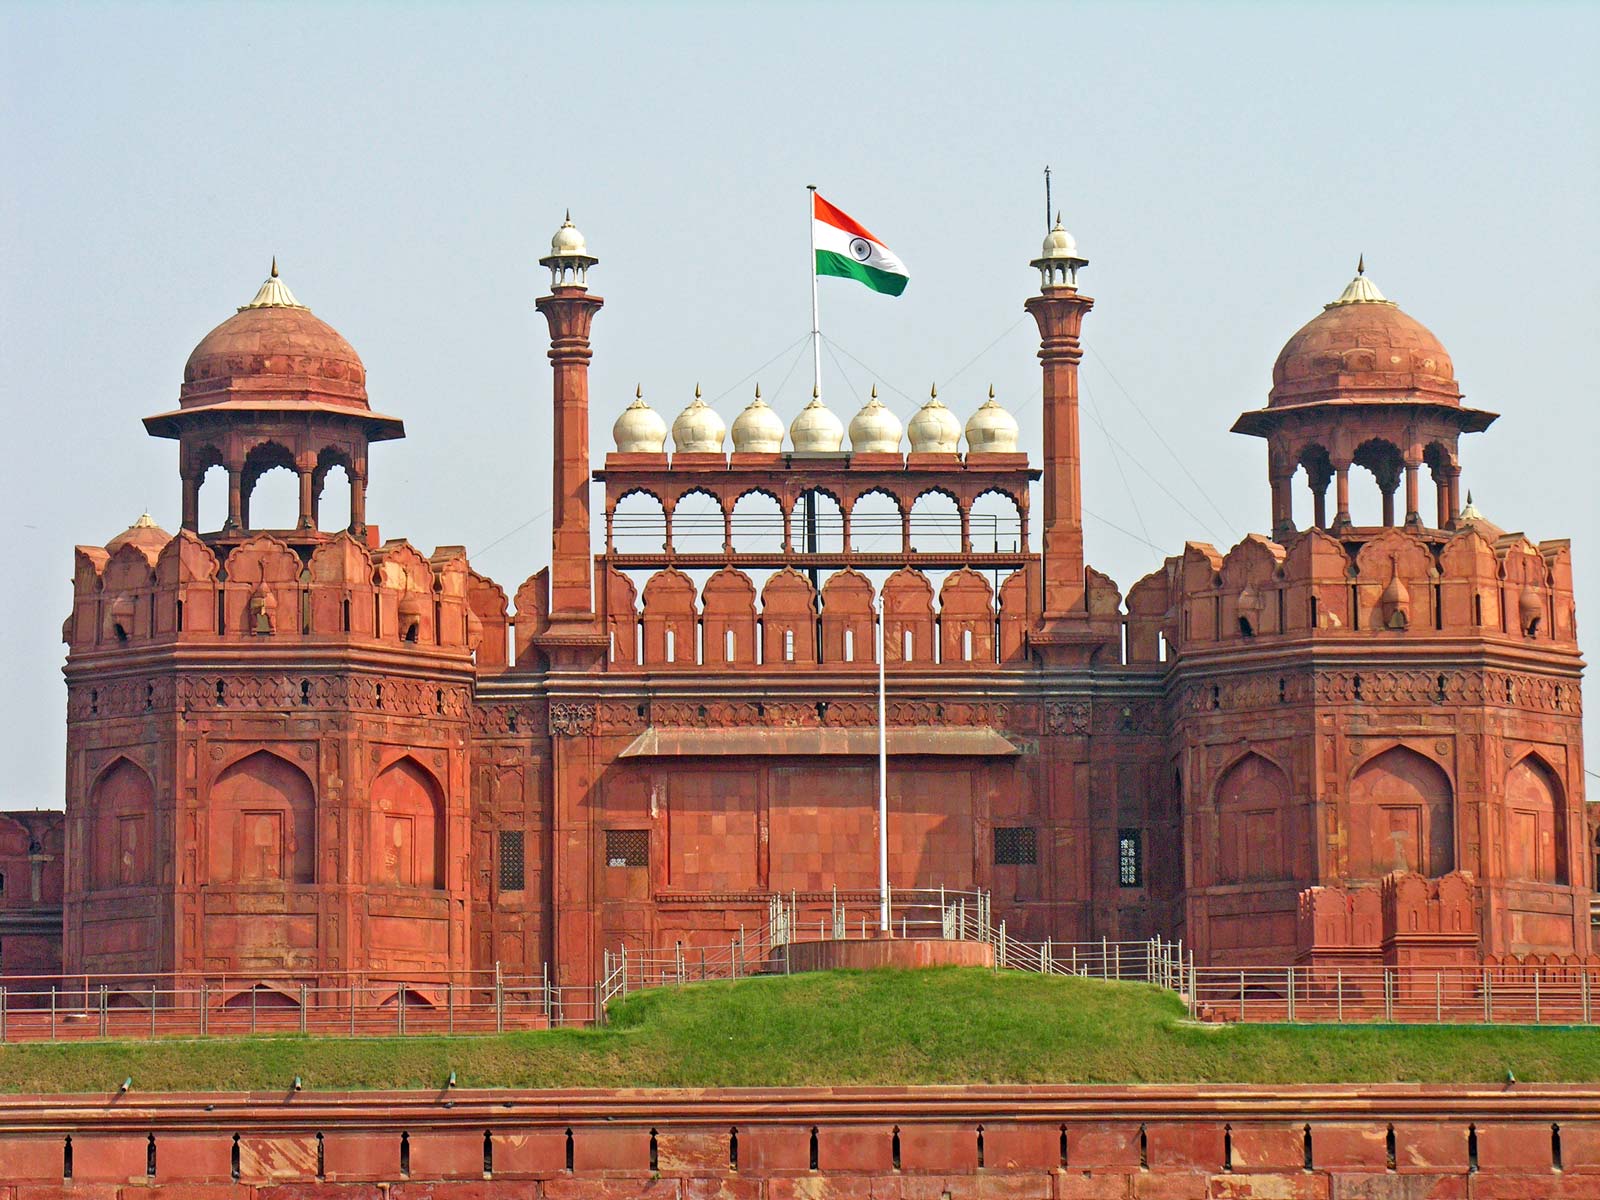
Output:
[[870, 383, 878, 400], [270, 255, 278, 278], [988, 383, 996, 399], [754, 383, 761, 400], [694, 382, 702, 399], [565, 208, 571, 222], [635, 383, 642, 399], [812, 384, 819, 400], [930, 382, 938, 399], [1357, 253, 1365, 275]]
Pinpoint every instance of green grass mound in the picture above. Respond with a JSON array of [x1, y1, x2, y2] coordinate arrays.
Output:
[[1, 967, 1596, 1094]]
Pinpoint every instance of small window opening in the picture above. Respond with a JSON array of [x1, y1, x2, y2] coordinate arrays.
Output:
[[565, 1128, 574, 1172], [605, 829, 649, 868], [1473, 593, 1483, 626], [729, 1128, 738, 1172], [809, 1126, 819, 1171], [1223, 1124, 1232, 1172], [1552, 1123, 1563, 1172], [1309, 594, 1319, 628], [1139, 1124, 1148, 1170], [891, 1126, 901, 1171], [63, 1136, 73, 1179], [1353, 674, 1363, 701], [484, 1129, 493, 1177], [902, 629, 913, 662], [113, 622, 129, 643], [976, 1125, 985, 1169], [724, 628, 735, 662], [145, 681, 154, 710], [1527, 615, 1542, 638], [1059, 1125, 1069, 1168], [147, 1132, 157, 1177], [217, 590, 226, 634], [90, 688, 98, 714], [963, 628, 973, 660], [375, 683, 384, 710], [373, 593, 382, 636], [301, 679, 311, 706], [1118, 829, 1143, 887], [176, 598, 184, 631], [784, 628, 795, 662], [844, 627, 855, 662], [1278, 678, 1287, 703], [435, 688, 444, 715], [649, 1128, 658, 1172], [232, 1133, 241, 1180], [1467, 1125, 1478, 1173], [1210, 684, 1220, 710], [342, 597, 351, 632], [498, 830, 526, 891], [665, 628, 676, 663], [1385, 1125, 1396, 1172], [1433, 582, 1443, 630], [994, 827, 1038, 866], [215, 680, 225, 705], [1302, 1124, 1313, 1171], [399, 1131, 410, 1177], [1238, 616, 1254, 638], [316, 1132, 325, 1179]]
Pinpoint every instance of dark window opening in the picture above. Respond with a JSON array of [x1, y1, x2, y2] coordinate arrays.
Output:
[[1059, 1125, 1069, 1168], [994, 826, 1037, 866], [498, 831, 526, 891], [1223, 1124, 1232, 1172], [649, 1128, 658, 1172], [63, 1136, 73, 1179], [1385, 1125, 1396, 1172], [1238, 616, 1254, 638], [1552, 1124, 1563, 1172], [1118, 830, 1143, 888], [231, 1134, 241, 1181], [1467, 1125, 1478, 1173], [147, 1133, 157, 1177], [606, 829, 649, 869], [484, 1130, 493, 1176], [729, 1128, 738, 1172], [976, 1125, 985, 1169], [316, 1132, 325, 1179], [809, 1127, 819, 1171], [1139, 1124, 1148, 1170], [301, 679, 311, 706], [891, 1127, 901, 1171], [399, 1131, 410, 1177], [565, 1128, 574, 1172], [1302, 1124, 1313, 1171]]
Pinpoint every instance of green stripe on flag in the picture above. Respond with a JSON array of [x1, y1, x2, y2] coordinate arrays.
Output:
[[815, 250, 908, 296]]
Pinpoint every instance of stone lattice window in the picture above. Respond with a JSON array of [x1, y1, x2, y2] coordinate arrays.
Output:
[[1118, 829, 1143, 887], [498, 830, 525, 892], [994, 827, 1037, 866], [606, 829, 649, 869]]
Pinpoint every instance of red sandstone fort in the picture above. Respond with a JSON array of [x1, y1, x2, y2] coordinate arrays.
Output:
[[1, 214, 1589, 1001]]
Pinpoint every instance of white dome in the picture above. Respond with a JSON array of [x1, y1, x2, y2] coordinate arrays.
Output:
[[790, 389, 845, 453], [1039, 218, 1079, 261], [671, 385, 726, 453], [731, 385, 785, 453], [964, 386, 1020, 454], [848, 386, 902, 453], [550, 210, 588, 257], [908, 385, 961, 453], [613, 385, 668, 453]]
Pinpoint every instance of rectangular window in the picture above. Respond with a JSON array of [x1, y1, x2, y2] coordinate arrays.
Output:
[[1118, 829, 1143, 888], [844, 628, 854, 662], [606, 829, 649, 868], [902, 629, 913, 662], [725, 628, 736, 662], [784, 628, 795, 662], [498, 830, 526, 892], [962, 629, 973, 661], [994, 826, 1037, 866], [665, 628, 676, 663]]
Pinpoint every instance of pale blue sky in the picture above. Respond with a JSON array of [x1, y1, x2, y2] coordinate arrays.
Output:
[[3, 2, 1596, 803]]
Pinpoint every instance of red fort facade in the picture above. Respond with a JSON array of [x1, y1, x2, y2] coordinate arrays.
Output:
[[6, 217, 1589, 997]]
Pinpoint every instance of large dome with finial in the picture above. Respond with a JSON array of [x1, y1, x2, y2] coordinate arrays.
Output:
[[672, 385, 726, 453], [790, 390, 845, 453], [181, 261, 368, 409], [1269, 262, 1457, 409], [613, 386, 669, 453], [731, 385, 785, 453], [908, 385, 961, 453], [848, 386, 902, 453]]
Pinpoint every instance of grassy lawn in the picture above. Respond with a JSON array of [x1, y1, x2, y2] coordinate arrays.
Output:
[[1, 967, 1597, 1094]]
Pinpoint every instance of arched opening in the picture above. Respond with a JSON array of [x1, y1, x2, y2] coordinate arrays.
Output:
[[314, 450, 353, 533], [611, 490, 667, 555], [849, 489, 902, 553], [1505, 756, 1568, 884], [970, 489, 1023, 553], [240, 442, 299, 532], [1295, 444, 1334, 530], [193, 448, 228, 533], [1423, 441, 1457, 529], [669, 489, 725, 556], [89, 759, 155, 889], [208, 751, 316, 885], [1348, 746, 1454, 878], [908, 490, 961, 553], [1352, 439, 1405, 528], [371, 757, 446, 889], [729, 490, 784, 555], [794, 488, 845, 554], [1214, 753, 1293, 883]]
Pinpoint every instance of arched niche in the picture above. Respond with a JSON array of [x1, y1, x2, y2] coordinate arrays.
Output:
[[90, 758, 156, 890], [970, 488, 1023, 553], [240, 440, 299, 531], [1214, 752, 1293, 884], [908, 489, 961, 553], [1505, 755, 1568, 885], [729, 489, 784, 555], [208, 750, 315, 885], [1348, 745, 1454, 879], [371, 757, 446, 889], [611, 489, 667, 555]]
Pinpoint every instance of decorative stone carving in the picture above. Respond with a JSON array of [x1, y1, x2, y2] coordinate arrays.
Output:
[[549, 702, 597, 736]]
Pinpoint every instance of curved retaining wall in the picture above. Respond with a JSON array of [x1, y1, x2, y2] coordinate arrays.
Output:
[[0, 1083, 1596, 1196]]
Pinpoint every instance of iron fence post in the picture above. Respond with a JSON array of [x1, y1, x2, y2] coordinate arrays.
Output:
[[1534, 973, 1541, 1025], [1383, 969, 1393, 1023], [1336, 971, 1342, 1023], [1483, 969, 1491, 1024], [201, 982, 208, 1036], [495, 962, 505, 1033], [1239, 969, 1246, 1020], [1584, 970, 1591, 1025], [100, 984, 108, 1039], [50, 986, 56, 1041], [1287, 967, 1295, 1023], [1436, 973, 1442, 1024], [0, 985, 6, 1043]]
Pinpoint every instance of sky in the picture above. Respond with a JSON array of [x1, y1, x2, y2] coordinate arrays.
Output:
[[2, 1, 1596, 805]]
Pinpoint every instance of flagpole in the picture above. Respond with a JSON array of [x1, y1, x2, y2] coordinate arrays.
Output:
[[807, 184, 821, 397], [874, 593, 889, 933]]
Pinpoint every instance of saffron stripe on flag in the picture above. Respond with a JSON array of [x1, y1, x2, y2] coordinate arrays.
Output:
[[814, 194, 886, 245]]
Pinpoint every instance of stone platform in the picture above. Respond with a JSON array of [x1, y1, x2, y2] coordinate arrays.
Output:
[[779, 935, 995, 972]]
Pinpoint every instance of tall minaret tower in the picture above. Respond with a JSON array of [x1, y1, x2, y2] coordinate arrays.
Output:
[[535, 214, 607, 667], [1024, 215, 1094, 626]]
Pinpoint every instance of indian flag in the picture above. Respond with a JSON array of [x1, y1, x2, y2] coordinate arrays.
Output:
[[813, 193, 909, 296]]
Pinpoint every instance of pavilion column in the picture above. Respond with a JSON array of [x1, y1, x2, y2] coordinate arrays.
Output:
[[1381, 484, 1395, 528], [297, 467, 315, 530], [1403, 461, 1421, 528], [1311, 478, 1328, 530], [1333, 464, 1351, 528], [1445, 468, 1461, 528], [225, 466, 243, 532], [181, 472, 201, 532], [1270, 472, 1294, 539], [349, 471, 367, 535]]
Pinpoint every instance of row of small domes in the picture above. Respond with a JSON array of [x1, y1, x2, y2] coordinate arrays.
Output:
[[613, 384, 1020, 455]]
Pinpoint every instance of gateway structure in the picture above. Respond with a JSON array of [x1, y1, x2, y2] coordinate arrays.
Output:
[[6, 214, 1589, 999]]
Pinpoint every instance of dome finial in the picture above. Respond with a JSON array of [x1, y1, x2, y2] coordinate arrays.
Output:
[[870, 383, 878, 399], [240, 260, 305, 310], [930, 382, 938, 399], [988, 383, 995, 400], [270, 255, 278, 279], [695, 382, 702, 399], [636, 383, 642, 399], [1357, 253, 1365, 275], [755, 382, 761, 399]]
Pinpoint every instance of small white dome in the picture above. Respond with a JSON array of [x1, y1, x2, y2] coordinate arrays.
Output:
[[790, 389, 845, 453], [550, 210, 588, 257], [1039, 217, 1079, 261], [731, 385, 785, 453], [613, 385, 668, 453], [848, 386, 903, 453], [671, 385, 726, 453], [964, 385, 1020, 454], [908, 385, 962, 453]]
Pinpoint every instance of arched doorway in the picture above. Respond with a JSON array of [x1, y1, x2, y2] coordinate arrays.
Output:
[[1348, 746, 1454, 878], [1214, 753, 1293, 883], [208, 751, 316, 884], [1505, 756, 1568, 885], [371, 758, 445, 889], [89, 759, 155, 889]]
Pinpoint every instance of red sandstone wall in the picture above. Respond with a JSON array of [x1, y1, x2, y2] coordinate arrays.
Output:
[[0, 1085, 1593, 1197]]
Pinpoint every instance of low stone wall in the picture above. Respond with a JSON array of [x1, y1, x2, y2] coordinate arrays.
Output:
[[0, 1083, 1595, 1197], [781, 937, 996, 972]]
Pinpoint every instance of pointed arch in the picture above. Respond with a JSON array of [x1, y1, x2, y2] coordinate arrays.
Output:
[[89, 757, 156, 889], [1349, 745, 1454, 879], [208, 750, 315, 885], [1505, 754, 1568, 884], [371, 756, 446, 889], [1213, 751, 1293, 884]]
